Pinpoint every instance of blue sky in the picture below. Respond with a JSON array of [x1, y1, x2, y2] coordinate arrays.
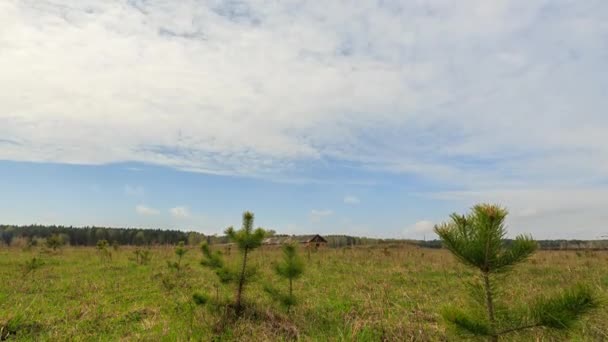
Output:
[[1, 0, 608, 239]]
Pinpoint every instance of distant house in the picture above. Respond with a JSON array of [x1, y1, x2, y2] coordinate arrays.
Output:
[[262, 234, 327, 248], [297, 234, 328, 248]]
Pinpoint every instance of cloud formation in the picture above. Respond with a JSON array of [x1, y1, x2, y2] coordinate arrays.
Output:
[[2, 0, 607, 185], [403, 220, 435, 238], [430, 188, 608, 238], [343, 196, 360, 204], [2, 1, 608, 236], [135, 204, 159, 216], [310, 209, 333, 222], [170, 206, 191, 219], [411, 220, 435, 233], [124, 185, 145, 197]]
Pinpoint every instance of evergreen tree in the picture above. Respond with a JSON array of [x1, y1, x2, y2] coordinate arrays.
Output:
[[96, 239, 111, 261], [45, 234, 65, 251], [1, 227, 14, 246], [168, 241, 188, 273], [435, 204, 598, 341], [200, 211, 267, 314], [265, 243, 304, 312], [226, 211, 267, 313]]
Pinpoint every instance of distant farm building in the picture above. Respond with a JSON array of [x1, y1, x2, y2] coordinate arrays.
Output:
[[263, 234, 328, 248]]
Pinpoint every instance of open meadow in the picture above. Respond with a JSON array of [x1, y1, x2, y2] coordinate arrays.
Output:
[[1, 244, 607, 341]]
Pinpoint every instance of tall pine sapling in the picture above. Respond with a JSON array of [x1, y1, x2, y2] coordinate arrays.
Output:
[[226, 211, 267, 313], [265, 243, 304, 312], [435, 204, 598, 341]]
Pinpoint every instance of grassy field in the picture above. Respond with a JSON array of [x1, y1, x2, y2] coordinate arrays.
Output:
[[0, 245, 607, 341]]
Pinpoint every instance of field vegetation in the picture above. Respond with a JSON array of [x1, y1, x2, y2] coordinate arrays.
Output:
[[1, 242, 606, 340]]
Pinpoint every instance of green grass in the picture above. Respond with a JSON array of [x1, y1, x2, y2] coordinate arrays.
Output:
[[0, 245, 606, 341]]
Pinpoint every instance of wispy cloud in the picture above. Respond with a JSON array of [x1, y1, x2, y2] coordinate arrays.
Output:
[[2, 1, 608, 236], [135, 204, 159, 216], [310, 209, 333, 222], [402, 220, 436, 239], [124, 185, 144, 197], [170, 206, 191, 219], [343, 196, 360, 204], [2, 0, 606, 187], [428, 188, 608, 239]]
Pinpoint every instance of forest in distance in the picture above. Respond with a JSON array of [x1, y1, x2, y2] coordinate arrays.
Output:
[[1, 224, 606, 250]]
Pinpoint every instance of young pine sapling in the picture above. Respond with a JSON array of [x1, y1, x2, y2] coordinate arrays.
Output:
[[133, 248, 151, 265], [96, 239, 111, 261], [226, 211, 267, 313], [200, 211, 267, 315], [22, 256, 44, 277], [45, 234, 65, 251], [435, 204, 598, 341], [265, 243, 304, 312], [168, 241, 188, 274]]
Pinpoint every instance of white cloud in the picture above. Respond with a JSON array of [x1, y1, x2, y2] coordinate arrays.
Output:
[[402, 220, 437, 239], [135, 204, 159, 216], [2, 1, 608, 236], [310, 209, 333, 222], [429, 188, 608, 239], [124, 185, 144, 197], [170, 206, 191, 219], [343, 196, 360, 204], [1, 0, 606, 185], [411, 220, 436, 233]]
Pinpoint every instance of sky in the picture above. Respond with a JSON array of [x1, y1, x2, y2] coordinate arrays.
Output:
[[1, 0, 608, 239]]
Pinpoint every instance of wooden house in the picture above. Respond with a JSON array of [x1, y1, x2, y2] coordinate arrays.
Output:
[[262, 234, 327, 248]]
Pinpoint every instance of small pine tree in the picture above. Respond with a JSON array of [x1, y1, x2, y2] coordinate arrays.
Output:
[[435, 204, 598, 341], [200, 211, 267, 315], [22, 257, 44, 276], [133, 248, 151, 265], [45, 234, 65, 251], [168, 241, 188, 273], [226, 211, 267, 313], [265, 243, 304, 312], [96, 239, 111, 261], [200, 242, 234, 283]]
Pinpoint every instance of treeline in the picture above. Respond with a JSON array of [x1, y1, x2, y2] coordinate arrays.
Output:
[[2, 224, 606, 250], [0, 225, 204, 247], [323, 235, 414, 248], [0, 226, 404, 248]]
